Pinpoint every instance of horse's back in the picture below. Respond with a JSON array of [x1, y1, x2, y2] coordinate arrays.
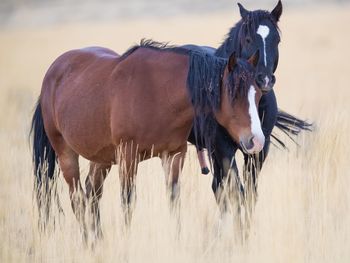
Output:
[[80, 46, 119, 57], [182, 44, 215, 55]]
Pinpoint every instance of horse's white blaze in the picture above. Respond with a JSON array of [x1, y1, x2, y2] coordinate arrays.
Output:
[[264, 76, 270, 87], [248, 86, 265, 143], [257, 25, 270, 66]]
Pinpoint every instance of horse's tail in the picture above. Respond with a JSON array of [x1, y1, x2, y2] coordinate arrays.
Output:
[[271, 109, 313, 148], [30, 99, 59, 228]]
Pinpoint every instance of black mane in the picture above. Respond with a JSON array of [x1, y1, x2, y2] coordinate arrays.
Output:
[[119, 39, 188, 60], [120, 39, 253, 155], [215, 10, 279, 58]]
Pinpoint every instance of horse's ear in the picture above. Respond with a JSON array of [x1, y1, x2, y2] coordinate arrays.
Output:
[[237, 3, 249, 19], [248, 50, 259, 67], [228, 52, 237, 72], [271, 0, 283, 22]]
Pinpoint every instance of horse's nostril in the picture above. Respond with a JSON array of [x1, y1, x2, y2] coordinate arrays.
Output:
[[256, 73, 264, 83], [256, 74, 267, 89], [271, 75, 276, 84], [244, 136, 255, 151]]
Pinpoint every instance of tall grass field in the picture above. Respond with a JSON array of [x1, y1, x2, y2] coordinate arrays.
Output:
[[0, 4, 349, 262]]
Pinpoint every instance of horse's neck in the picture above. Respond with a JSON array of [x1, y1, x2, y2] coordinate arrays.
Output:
[[215, 25, 240, 58]]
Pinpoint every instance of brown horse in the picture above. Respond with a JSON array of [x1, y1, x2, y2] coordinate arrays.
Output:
[[31, 40, 264, 238]]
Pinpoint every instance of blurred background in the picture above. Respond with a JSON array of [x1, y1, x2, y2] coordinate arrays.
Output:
[[0, 0, 349, 28], [0, 1, 349, 262]]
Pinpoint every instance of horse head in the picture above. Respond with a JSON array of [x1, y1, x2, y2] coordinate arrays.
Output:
[[216, 1, 282, 93], [237, 1, 282, 93], [215, 51, 265, 154]]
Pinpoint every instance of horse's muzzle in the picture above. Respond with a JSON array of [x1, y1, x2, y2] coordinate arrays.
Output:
[[256, 73, 275, 94], [261, 86, 273, 94], [240, 135, 265, 155]]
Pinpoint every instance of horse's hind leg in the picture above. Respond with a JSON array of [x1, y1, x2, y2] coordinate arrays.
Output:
[[56, 145, 87, 237], [85, 162, 111, 239]]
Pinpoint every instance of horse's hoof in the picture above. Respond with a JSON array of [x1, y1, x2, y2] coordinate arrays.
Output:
[[201, 167, 210, 175]]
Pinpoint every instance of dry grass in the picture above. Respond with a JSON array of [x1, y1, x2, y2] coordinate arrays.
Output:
[[0, 5, 350, 263]]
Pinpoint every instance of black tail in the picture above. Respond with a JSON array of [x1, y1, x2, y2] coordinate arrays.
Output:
[[30, 99, 59, 228], [30, 100, 57, 184], [271, 109, 313, 148]]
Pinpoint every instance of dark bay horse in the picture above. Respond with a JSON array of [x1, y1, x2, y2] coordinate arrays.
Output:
[[31, 40, 264, 238], [185, 1, 311, 217]]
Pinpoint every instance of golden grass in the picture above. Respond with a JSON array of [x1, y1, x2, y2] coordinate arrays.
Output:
[[0, 5, 349, 262]]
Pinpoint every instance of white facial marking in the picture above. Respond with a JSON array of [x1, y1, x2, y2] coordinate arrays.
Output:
[[264, 76, 270, 87], [257, 25, 270, 67], [248, 86, 265, 143]]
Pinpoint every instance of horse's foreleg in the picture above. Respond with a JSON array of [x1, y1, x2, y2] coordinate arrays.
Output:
[[212, 153, 242, 213], [57, 149, 87, 237], [243, 136, 270, 219], [211, 130, 242, 214], [118, 147, 139, 225], [85, 162, 111, 239], [211, 133, 245, 239], [212, 152, 245, 241], [162, 145, 187, 210]]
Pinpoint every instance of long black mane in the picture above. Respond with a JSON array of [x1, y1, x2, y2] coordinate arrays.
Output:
[[121, 39, 253, 155], [215, 10, 279, 58], [188, 51, 255, 156], [119, 39, 184, 60]]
